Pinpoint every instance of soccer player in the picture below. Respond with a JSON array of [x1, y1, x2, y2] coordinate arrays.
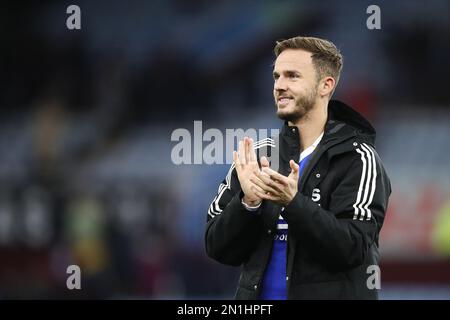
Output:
[[205, 36, 391, 299]]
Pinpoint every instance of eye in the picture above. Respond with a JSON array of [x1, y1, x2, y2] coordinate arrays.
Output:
[[289, 73, 300, 79]]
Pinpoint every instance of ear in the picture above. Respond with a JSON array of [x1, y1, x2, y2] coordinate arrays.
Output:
[[319, 76, 336, 98]]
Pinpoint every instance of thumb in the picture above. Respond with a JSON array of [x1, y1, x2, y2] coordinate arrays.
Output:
[[289, 160, 299, 175], [260, 156, 270, 168]]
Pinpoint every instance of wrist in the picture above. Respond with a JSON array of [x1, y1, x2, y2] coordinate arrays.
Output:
[[242, 195, 262, 207], [284, 192, 298, 207]]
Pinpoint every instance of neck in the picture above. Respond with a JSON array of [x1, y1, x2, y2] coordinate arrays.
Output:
[[289, 99, 328, 151]]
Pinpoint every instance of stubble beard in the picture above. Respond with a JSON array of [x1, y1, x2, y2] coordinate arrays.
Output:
[[276, 86, 317, 123]]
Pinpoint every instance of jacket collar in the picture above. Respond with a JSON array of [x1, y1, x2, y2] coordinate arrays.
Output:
[[280, 99, 376, 148]]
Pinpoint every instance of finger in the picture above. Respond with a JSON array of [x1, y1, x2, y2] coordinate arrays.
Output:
[[290, 160, 299, 175], [253, 187, 279, 202], [260, 156, 270, 168], [238, 140, 246, 165], [253, 170, 284, 193], [250, 174, 280, 195], [233, 151, 240, 167], [262, 167, 289, 185], [249, 138, 257, 162], [245, 137, 251, 164], [250, 183, 265, 194]]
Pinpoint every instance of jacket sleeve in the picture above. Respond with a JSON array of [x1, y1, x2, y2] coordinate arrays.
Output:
[[282, 143, 391, 270], [205, 164, 264, 266]]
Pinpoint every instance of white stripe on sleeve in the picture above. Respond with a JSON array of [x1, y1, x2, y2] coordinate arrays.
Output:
[[208, 163, 235, 216], [353, 148, 368, 220], [353, 145, 377, 221], [361, 143, 377, 220], [357, 145, 373, 220]]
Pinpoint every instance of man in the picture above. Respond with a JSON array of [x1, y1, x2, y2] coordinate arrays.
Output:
[[205, 36, 391, 299]]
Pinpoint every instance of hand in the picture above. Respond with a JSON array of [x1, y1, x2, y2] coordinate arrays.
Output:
[[250, 160, 299, 206], [233, 137, 269, 206]]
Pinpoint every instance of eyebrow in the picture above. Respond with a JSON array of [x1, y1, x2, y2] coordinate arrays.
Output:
[[272, 70, 301, 77]]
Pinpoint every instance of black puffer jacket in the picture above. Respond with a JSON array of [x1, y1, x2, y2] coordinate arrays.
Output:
[[205, 100, 392, 299]]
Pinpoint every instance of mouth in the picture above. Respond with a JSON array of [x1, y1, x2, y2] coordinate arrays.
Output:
[[277, 96, 293, 107]]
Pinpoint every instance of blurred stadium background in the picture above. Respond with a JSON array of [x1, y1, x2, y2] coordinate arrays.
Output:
[[0, 0, 450, 299]]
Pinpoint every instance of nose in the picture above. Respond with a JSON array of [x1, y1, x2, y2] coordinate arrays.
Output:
[[274, 77, 288, 92]]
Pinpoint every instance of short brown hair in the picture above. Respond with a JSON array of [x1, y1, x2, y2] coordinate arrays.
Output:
[[274, 36, 343, 94]]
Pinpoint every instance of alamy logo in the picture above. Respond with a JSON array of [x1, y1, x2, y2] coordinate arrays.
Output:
[[171, 121, 279, 170], [66, 265, 81, 290], [366, 265, 381, 290], [66, 5, 81, 30], [366, 5, 381, 30]]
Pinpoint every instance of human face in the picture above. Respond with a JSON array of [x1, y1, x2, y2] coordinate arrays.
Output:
[[273, 49, 319, 123]]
